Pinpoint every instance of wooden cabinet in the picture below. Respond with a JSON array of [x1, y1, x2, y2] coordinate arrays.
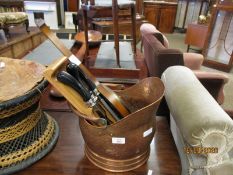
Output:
[[144, 1, 177, 33], [144, 5, 159, 26], [185, 23, 208, 51], [159, 5, 177, 32]]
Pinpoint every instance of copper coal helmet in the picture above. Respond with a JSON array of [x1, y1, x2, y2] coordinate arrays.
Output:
[[77, 77, 164, 172]]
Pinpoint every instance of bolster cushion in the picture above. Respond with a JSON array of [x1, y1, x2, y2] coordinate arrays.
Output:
[[161, 66, 233, 158]]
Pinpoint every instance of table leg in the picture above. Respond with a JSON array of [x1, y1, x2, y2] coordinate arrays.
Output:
[[131, 4, 136, 55], [187, 45, 190, 52], [112, 0, 120, 68], [83, 8, 89, 58]]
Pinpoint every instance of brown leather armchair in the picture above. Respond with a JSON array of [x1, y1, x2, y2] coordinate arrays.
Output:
[[140, 23, 229, 105]]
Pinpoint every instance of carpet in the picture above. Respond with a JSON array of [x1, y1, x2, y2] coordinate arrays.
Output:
[[23, 39, 74, 66], [94, 42, 136, 69]]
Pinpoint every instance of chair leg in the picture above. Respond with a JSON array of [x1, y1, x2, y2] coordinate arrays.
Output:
[[25, 19, 30, 33], [0, 29, 7, 42], [3, 27, 9, 37], [140, 38, 143, 52], [186, 45, 190, 52]]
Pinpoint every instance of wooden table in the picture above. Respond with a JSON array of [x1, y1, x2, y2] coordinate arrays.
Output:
[[185, 23, 208, 52], [14, 86, 181, 175]]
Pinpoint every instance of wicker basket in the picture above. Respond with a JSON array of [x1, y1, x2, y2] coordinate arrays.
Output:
[[0, 58, 59, 175]]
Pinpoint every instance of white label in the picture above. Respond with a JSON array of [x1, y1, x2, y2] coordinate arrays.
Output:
[[34, 18, 44, 27], [112, 137, 125, 144], [0, 62, 5, 68], [68, 54, 81, 66], [143, 128, 153, 137], [147, 170, 153, 175]]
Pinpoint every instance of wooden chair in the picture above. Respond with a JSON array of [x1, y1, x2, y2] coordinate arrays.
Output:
[[81, 0, 137, 68]]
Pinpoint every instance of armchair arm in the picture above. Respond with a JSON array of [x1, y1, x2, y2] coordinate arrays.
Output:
[[142, 33, 184, 77], [157, 49, 184, 77], [194, 70, 229, 105], [156, 50, 183, 116], [162, 66, 233, 164], [183, 52, 204, 70]]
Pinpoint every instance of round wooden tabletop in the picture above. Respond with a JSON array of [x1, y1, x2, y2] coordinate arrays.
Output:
[[74, 30, 102, 45]]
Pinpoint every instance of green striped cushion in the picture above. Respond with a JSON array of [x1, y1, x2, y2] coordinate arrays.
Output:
[[2, 12, 28, 24]]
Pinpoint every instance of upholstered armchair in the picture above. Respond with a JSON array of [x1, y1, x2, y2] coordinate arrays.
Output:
[[140, 23, 204, 73], [140, 23, 229, 105], [162, 66, 233, 175]]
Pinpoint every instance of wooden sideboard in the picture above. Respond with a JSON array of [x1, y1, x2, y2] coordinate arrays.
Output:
[[144, 1, 177, 33]]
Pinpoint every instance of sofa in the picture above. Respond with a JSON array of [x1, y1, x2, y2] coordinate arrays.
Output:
[[161, 66, 233, 175]]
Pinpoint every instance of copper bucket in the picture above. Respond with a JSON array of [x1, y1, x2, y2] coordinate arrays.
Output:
[[78, 77, 165, 172]]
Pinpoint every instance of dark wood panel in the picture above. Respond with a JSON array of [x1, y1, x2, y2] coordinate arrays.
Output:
[[67, 0, 79, 12], [135, 0, 144, 14], [159, 6, 177, 33], [144, 5, 160, 27]]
